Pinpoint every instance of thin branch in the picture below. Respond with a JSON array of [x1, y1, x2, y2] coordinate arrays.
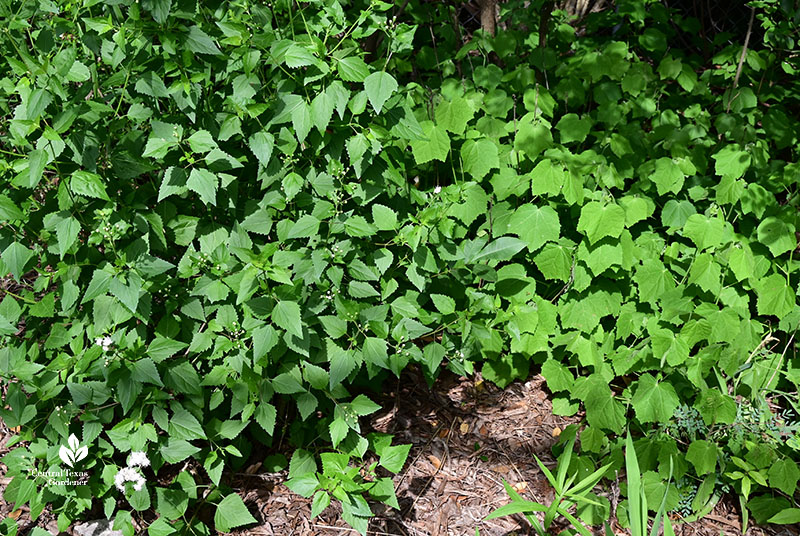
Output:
[[727, 7, 756, 113]]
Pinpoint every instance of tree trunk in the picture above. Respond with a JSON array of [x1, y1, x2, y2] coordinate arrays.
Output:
[[478, 0, 497, 36]]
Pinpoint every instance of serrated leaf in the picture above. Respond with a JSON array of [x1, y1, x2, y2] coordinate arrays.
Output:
[[556, 113, 591, 144], [71, 171, 110, 201], [310, 90, 334, 134], [757, 273, 795, 319], [461, 139, 499, 179], [2, 242, 35, 281], [130, 358, 163, 386], [288, 214, 320, 239], [272, 301, 303, 338], [169, 408, 206, 440], [430, 294, 455, 315], [371, 204, 397, 230], [379, 443, 411, 473], [248, 131, 274, 167], [577, 202, 625, 244], [186, 130, 216, 153], [510, 205, 560, 252], [632, 374, 679, 423], [284, 43, 316, 68], [186, 25, 221, 55], [291, 99, 312, 143], [364, 71, 398, 114], [186, 168, 218, 206], [255, 403, 277, 435], [337, 56, 370, 82], [214, 493, 257, 532], [682, 214, 725, 251], [686, 440, 717, 475]]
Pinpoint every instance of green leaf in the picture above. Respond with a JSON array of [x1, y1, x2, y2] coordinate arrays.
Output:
[[337, 56, 370, 82], [71, 171, 110, 200], [530, 159, 566, 197], [284, 43, 317, 68], [0, 194, 24, 221], [682, 214, 726, 251], [371, 204, 397, 230], [573, 375, 625, 433], [577, 202, 626, 244], [186, 168, 218, 206], [461, 139, 499, 180], [186, 25, 221, 55], [255, 403, 277, 435], [768, 459, 800, 496], [756, 274, 795, 319], [130, 358, 163, 386], [272, 301, 303, 338], [410, 121, 450, 164], [350, 395, 380, 416], [510, 205, 560, 252], [556, 113, 591, 144], [430, 294, 456, 315], [649, 157, 685, 195], [248, 131, 274, 167], [712, 144, 751, 179], [541, 358, 573, 392], [435, 96, 474, 135], [291, 99, 312, 143], [2, 242, 34, 281], [685, 440, 717, 476], [214, 493, 257, 532], [169, 408, 207, 440], [56, 216, 80, 259], [328, 341, 356, 388], [769, 509, 800, 525], [379, 443, 411, 473], [515, 119, 552, 158], [186, 130, 216, 153], [329, 417, 348, 447], [472, 237, 526, 263], [311, 490, 331, 518], [688, 253, 722, 295], [534, 243, 572, 281], [632, 374, 679, 424], [149, 0, 171, 24], [756, 216, 795, 257], [288, 215, 320, 239], [363, 71, 398, 114]]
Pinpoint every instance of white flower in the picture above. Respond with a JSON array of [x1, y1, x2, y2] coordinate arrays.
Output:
[[128, 451, 150, 468], [114, 466, 138, 491], [433, 186, 442, 194], [95, 336, 113, 351]]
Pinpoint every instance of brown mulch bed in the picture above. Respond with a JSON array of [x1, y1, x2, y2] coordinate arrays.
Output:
[[2, 368, 799, 535]]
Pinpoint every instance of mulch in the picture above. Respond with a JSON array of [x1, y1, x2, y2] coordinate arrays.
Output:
[[2, 367, 799, 536]]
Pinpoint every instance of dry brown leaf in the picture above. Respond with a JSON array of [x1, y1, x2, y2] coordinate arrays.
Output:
[[9, 509, 21, 520], [428, 455, 442, 469], [494, 465, 510, 474], [438, 428, 449, 438], [459, 422, 469, 434]]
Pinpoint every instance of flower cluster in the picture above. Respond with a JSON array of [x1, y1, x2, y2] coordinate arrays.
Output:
[[114, 466, 145, 492], [95, 336, 113, 351], [115, 451, 150, 493]]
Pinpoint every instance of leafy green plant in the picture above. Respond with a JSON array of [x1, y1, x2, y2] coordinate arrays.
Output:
[[486, 432, 610, 536], [1, 0, 799, 533]]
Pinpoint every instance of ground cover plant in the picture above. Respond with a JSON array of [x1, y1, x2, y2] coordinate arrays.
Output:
[[1, 0, 800, 534]]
